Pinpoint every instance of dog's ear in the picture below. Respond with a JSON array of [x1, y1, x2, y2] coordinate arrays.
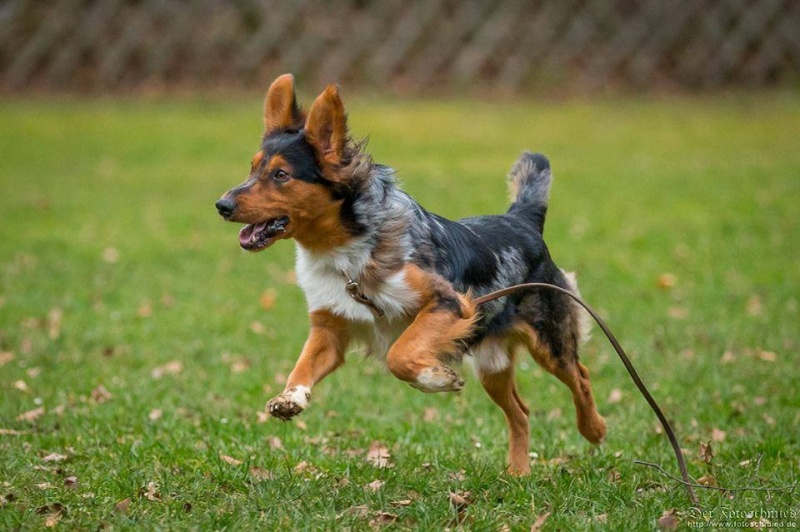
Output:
[[305, 84, 347, 167], [264, 74, 302, 132]]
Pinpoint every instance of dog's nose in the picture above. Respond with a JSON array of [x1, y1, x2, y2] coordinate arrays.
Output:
[[215, 198, 237, 218]]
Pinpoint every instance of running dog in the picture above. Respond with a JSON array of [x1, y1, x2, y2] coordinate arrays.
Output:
[[215, 74, 606, 474]]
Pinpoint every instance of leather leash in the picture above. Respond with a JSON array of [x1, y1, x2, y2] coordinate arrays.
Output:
[[473, 282, 701, 507]]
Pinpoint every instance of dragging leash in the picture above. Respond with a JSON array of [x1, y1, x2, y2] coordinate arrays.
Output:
[[473, 282, 701, 508]]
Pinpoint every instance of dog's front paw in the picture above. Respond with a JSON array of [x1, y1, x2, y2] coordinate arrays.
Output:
[[409, 365, 464, 393], [267, 385, 311, 421]]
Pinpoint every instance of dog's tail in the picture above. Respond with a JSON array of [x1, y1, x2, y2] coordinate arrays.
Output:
[[506, 151, 551, 234]]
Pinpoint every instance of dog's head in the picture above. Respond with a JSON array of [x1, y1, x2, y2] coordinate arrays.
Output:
[[216, 74, 361, 252]]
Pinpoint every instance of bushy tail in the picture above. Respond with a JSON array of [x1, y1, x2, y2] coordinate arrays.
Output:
[[507, 151, 551, 233]]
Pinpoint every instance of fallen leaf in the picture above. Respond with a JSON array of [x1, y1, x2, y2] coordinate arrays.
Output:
[[365, 479, 385, 491], [531, 511, 551, 531], [294, 461, 318, 475], [657, 273, 677, 290], [230, 360, 250, 373], [343, 505, 369, 517], [449, 491, 471, 510], [137, 302, 153, 318], [151, 360, 183, 379], [143, 481, 160, 501], [220, 454, 242, 466], [260, 289, 277, 310], [448, 470, 466, 482], [64, 476, 78, 489], [42, 453, 68, 462], [546, 407, 562, 421], [250, 467, 273, 481], [256, 411, 269, 424], [668, 306, 689, 320], [746, 294, 763, 316], [36, 482, 53, 490], [250, 321, 266, 335], [698, 475, 718, 487], [26, 367, 41, 378], [607, 388, 623, 404], [423, 407, 439, 422], [390, 499, 412, 507], [369, 512, 398, 527], [268, 436, 284, 450], [115, 498, 131, 513], [149, 409, 163, 421], [757, 350, 777, 362], [762, 413, 776, 426], [102, 247, 120, 264], [366, 441, 392, 469], [711, 428, 727, 442], [47, 308, 63, 340], [17, 406, 45, 422], [295, 420, 307, 431], [720, 351, 736, 363], [753, 396, 767, 406], [0, 352, 14, 366], [657, 508, 679, 530], [90, 384, 112, 404], [13, 380, 29, 392], [700, 441, 714, 464], [607, 468, 621, 483], [0, 428, 28, 435]]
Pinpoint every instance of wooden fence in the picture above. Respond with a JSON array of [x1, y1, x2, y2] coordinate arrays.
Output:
[[1, 0, 799, 93]]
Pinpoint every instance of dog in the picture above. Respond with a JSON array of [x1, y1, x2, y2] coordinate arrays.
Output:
[[215, 74, 606, 475]]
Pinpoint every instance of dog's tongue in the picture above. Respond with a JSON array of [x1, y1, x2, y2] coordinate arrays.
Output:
[[239, 222, 267, 247]]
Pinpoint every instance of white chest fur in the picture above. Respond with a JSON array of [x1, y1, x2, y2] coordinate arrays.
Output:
[[295, 242, 419, 323]]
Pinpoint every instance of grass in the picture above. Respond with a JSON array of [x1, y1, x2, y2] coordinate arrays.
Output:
[[1, 90, 798, 530]]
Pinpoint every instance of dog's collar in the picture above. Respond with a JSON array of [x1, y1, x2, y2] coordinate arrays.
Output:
[[343, 274, 385, 318]]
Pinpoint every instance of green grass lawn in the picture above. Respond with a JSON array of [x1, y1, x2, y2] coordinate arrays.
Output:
[[1, 91, 798, 530]]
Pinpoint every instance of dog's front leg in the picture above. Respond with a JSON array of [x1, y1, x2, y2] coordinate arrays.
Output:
[[267, 310, 348, 420]]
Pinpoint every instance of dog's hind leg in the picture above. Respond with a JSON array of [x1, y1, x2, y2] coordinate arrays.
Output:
[[477, 356, 531, 475], [515, 322, 606, 444], [267, 310, 349, 420]]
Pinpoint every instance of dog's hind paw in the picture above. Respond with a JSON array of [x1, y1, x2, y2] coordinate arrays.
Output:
[[267, 385, 311, 421], [409, 365, 464, 393]]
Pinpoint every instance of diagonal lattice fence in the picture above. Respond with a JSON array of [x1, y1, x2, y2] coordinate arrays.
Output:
[[1, 0, 798, 93]]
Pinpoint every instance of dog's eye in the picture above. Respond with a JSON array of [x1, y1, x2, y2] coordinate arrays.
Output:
[[273, 169, 290, 183]]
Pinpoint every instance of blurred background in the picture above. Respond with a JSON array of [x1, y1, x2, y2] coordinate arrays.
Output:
[[2, 0, 799, 95]]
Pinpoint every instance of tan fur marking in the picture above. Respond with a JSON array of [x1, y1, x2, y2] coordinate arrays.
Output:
[[385, 265, 477, 384], [479, 366, 531, 475], [284, 310, 350, 389], [251, 150, 264, 171], [513, 321, 606, 444]]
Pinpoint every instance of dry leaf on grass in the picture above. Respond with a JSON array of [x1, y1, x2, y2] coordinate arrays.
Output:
[[64, 476, 78, 489], [757, 350, 777, 362], [711, 428, 727, 442], [220, 454, 242, 466], [142, 481, 160, 501], [366, 441, 393, 469], [700, 441, 714, 464], [531, 511, 551, 531], [365, 479, 385, 492], [90, 384, 112, 404], [423, 407, 439, 422], [369, 512, 398, 527], [260, 289, 277, 310], [115, 498, 131, 513], [657, 273, 677, 290], [657, 509, 679, 531], [151, 360, 183, 379], [268, 436, 284, 450], [102, 247, 120, 264], [149, 409, 163, 421], [449, 491, 471, 510], [0, 351, 15, 366], [249, 467, 273, 481], [698, 475, 718, 487], [0, 428, 28, 436], [13, 380, 28, 392], [42, 453, 68, 463], [17, 406, 45, 422], [607, 388, 623, 404]]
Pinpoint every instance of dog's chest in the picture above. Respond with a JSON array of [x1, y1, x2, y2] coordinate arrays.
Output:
[[295, 243, 419, 323]]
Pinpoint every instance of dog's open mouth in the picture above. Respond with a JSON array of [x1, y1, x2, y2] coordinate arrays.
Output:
[[238, 216, 289, 251]]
